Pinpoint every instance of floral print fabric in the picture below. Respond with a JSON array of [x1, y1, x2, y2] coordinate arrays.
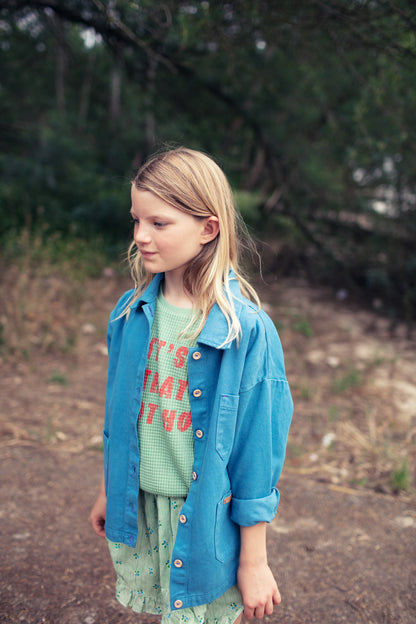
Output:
[[107, 490, 244, 624]]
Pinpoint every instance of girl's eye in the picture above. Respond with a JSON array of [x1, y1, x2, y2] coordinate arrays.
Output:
[[154, 222, 166, 228], [131, 217, 139, 226]]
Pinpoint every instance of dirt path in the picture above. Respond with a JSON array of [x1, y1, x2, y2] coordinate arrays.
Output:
[[1, 444, 415, 623], [1, 275, 415, 623]]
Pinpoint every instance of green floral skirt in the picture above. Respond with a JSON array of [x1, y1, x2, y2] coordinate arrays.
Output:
[[107, 490, 244, 624]]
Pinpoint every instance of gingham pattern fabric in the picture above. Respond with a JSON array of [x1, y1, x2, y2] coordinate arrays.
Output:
[[138, 289, 198, 496]]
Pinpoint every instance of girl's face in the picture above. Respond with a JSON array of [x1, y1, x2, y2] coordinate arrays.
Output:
[[130, 187, 218, 281]]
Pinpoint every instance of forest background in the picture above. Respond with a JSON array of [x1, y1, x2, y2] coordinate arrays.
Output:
[[0, 1, 415, 495], [1, 6, 416, 622], [1, 0, 416, 321]]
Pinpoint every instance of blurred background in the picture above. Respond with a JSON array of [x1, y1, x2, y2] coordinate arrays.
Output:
[[1, 3, 416, 622], [1, 0, 415, 489], [1, 0, 416, 483], [1, 0, 415, 316]]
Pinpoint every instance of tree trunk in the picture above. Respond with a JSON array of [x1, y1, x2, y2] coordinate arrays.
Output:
[[53, 14, 68, 113], [109, 58, 122, 128], [78, 46, 96, 129], [144, 55, 157, 151]]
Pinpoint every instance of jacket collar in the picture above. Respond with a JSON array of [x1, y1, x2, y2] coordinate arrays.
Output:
[[129, 272, 244, 350], [198, 276, 243, 350], [129, 273, 164, 310]]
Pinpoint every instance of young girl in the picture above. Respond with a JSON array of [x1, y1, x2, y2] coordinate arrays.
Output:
[[89, 147, 293, 624]]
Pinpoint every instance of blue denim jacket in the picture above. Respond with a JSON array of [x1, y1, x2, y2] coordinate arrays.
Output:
[[103, 273, 293, 610]]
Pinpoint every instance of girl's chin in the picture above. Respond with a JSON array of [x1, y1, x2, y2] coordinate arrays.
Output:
[[141, 255, 159, 267]]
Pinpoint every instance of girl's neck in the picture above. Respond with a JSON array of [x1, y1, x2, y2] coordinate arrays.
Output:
[[162, 273, 195, 309]]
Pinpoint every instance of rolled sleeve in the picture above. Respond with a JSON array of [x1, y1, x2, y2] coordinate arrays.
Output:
[[228, 378, 292, 502], [226, 313, 293, 525], [231, 488, 280, 526]]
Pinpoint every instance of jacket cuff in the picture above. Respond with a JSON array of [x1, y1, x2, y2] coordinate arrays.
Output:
[[231, 488, 280, 526]]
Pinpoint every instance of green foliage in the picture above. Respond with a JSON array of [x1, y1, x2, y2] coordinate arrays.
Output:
[[48, 373, 69, 386], [293, 318, 314, 338], [331, 369, 362, 394], [328, 405, 341, 422], [390, 458, 411, 493], [233, 190, 262, 227], [1, 226, 112, 280], [0, 0, 415, 321], [0, 116, 132, 242], [300, 385, 314, 401], [286, 441, 304, 460], [0, 227, 112, 357]]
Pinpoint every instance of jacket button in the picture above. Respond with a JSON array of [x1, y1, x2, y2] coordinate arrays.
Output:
[[195, 429, 204, 439], [174, 559, 183, 568], [192, 471, 198, 480], [179, 514, 187, 524], [174, 600, 183, 609], [192, 351, 201, 360], [192, 389, 202, 398]]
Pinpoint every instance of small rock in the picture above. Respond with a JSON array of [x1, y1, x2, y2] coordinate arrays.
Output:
[[322, 433, 336, 448], [82, 323, 96, 335], [102, 267, 115, 278], [326, 356, 340, 368], [394, 516, 415, 529], [94, 343, 108, 356], [306, 350, 324, 365], [89, 434, 103, 446], [336, 289, 348, 301], [13, 532, 30, 540]]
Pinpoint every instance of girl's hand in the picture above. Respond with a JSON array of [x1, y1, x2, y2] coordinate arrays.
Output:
[[89, 472, 107, 538], [237, 522, 281, 620], [237, 560, 281, 620], [89, 491, 107, 537]]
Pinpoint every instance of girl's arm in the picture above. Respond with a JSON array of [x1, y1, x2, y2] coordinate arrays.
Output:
[[89, 470, 107, 538], [237, 522, 281, 620]]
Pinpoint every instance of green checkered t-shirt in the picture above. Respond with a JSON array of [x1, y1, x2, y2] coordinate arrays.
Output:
[[138, 288, 198, 497]]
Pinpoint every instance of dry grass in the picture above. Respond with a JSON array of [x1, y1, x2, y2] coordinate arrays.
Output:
[[1, 241, 415, 495], [0, 229, 112, 358], [259, 278, 416, 495]]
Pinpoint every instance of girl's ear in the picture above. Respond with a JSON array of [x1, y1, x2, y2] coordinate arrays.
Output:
[[201, 216, 220, 245]]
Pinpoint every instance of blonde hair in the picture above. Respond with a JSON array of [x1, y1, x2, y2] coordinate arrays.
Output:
[[127, 147, 260, 345]]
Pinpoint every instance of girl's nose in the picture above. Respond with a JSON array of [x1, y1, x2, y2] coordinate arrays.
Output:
[[134, 223, 151, 245]]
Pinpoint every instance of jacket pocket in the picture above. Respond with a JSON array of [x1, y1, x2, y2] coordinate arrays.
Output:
[[214, 491, 239, 563], [216, 394, 239, 461], [103, 430, 109, 495]]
